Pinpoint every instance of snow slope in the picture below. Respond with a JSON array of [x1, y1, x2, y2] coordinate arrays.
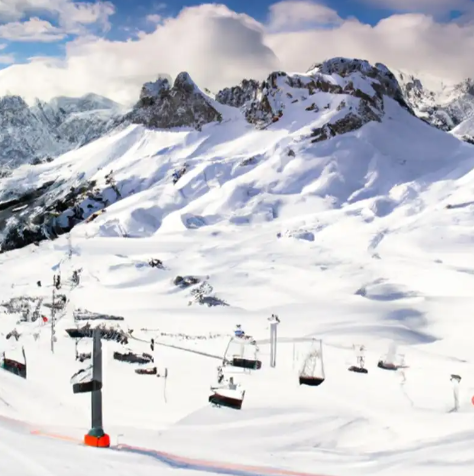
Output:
[[2, 59, 474, 476]]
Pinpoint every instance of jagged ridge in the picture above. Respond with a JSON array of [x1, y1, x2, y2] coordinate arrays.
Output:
[[0, 57, 462, 254], [0, 93, 124, 169]]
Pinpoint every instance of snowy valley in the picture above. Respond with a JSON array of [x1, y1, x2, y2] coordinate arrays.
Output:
[[1, 57, 474, 476]]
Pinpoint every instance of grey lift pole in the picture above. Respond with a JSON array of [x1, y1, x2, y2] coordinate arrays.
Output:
[[72, 328, 109, 446], [269, 314, 280, 368], [91, 328, 104, 434]]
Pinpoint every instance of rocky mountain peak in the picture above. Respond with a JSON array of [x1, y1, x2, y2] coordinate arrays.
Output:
[[128, 72, 222, 130], [174, 72, 198, 92], [0, 95, 30, 112], [215, 79, 259, 109], [309, 57, 410, 111], [215, 58, 411, 142], [139, 77, 171, 101]]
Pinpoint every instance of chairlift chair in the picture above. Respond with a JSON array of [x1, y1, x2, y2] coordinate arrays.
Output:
[[209, 391, 245, 410], [1, 347, 27, 379], [377, 355, 408, 371], [209, 378, 245, 410], [348, 345, 368, 374], [377, 360, 398, 370], [223, 337, 262, 371], [377, 342, 405, 371], [70, 366, 102, 394], [135, 367, 158, 375], [299, 339, 325, 386]]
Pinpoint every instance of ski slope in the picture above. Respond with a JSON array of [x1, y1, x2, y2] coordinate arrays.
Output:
[[2, 70, 474, 476]]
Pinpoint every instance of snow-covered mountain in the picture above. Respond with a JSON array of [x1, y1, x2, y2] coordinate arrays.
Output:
[[0, 93, 124, 170], [395, 70, 474, 141], [0, 57, 423, 252], [0, 56, 471, 255], [2, 57, 474, 476]]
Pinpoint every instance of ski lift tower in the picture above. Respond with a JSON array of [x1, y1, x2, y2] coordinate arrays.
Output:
[[268, 314, 280, 368], [72, 328, 110, 447]]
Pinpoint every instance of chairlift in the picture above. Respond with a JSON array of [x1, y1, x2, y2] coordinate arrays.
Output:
[[209, 377, 245, 410], [70, 366, 102, 394], [299, 339, 325, 386], [135, 367, 158, 375], [113, 350, 153, 365], [223, 337, 262, 370], [377, 360, 398, 370], [1, 347, 27, 379], [348, 344, 368, 374], [377, 342, 406, 371]]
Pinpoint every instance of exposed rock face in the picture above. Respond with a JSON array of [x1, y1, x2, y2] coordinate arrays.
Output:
[[310, 101, 380, 143], [396, 71, 474, 135], [0, 93, 123, 169], [0, 96, 60, 166], [216, 57, 410, 140], [127, 72, 222, 130], [215, 79, 259, 108], [0, 172, 121, 253]]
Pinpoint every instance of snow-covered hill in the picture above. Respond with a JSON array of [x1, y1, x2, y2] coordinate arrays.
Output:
[[2, 57, 474, 475], [0, 93, 124, 170]]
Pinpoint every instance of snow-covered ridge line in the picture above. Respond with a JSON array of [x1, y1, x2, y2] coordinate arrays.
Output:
[[0, 57, 409, 170]]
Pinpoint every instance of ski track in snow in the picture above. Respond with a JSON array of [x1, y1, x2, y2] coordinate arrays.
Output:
[[2, 80, 474, 476]]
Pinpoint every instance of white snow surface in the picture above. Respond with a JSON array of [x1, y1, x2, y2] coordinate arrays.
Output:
[[2, 85, 474, 476]]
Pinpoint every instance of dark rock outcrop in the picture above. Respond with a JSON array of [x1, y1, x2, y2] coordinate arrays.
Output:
[[0, 172, 122, 253], [174, 275, 200, 288], [215, 79, 259, 108], [126, 72, 222, 130]]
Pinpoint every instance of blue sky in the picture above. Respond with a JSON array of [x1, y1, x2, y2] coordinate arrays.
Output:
[[0, 0, 472, 104], [0, 0, 468, 66]]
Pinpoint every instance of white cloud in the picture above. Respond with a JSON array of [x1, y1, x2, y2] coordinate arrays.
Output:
[[0, 17, 65, 42], [358, 0, 472, 13], [0, 1, 115, 39], [0, 1, 474, 105], [146, 14, 162, 24], [0, 54, 14, 64], [268, 0, 342, 31], [59, 1, 115, 33], [0, 4, 278, 104]]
